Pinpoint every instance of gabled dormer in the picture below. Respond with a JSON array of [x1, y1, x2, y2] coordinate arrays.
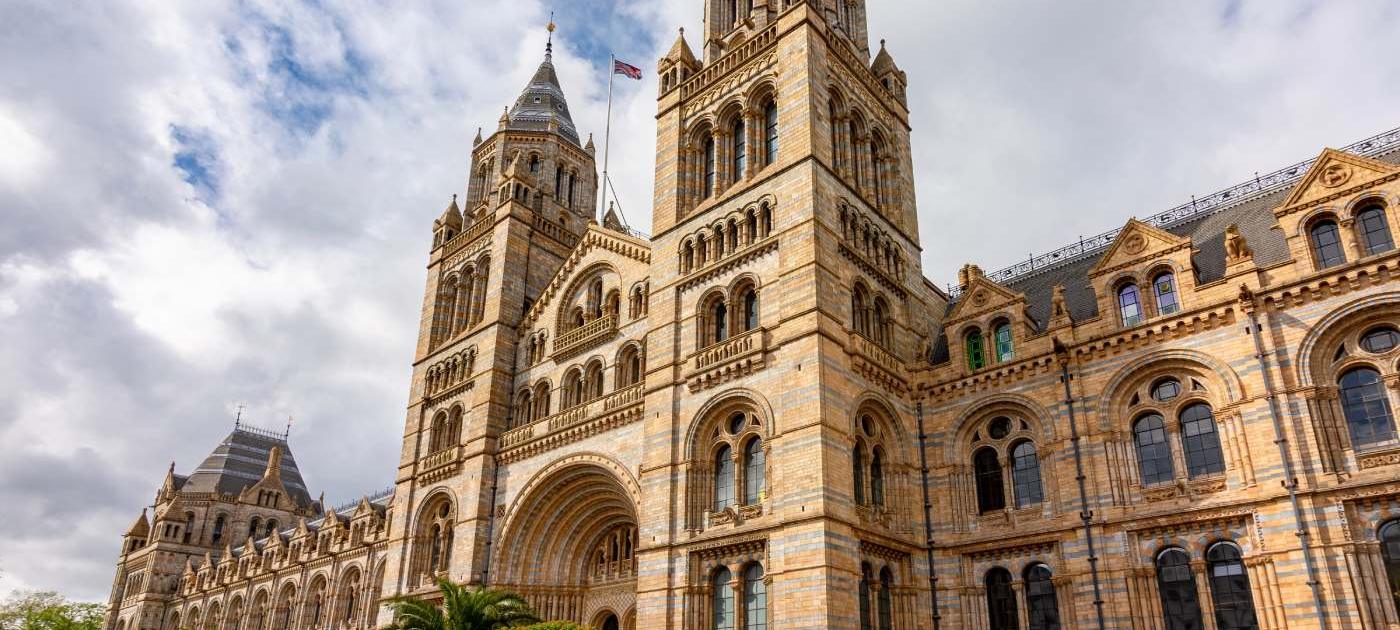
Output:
[[1275, 148, 1400, 274], [1090, 218, 1196, 328], [947, 264, 1034, 373], [237, 446, 292, 510]]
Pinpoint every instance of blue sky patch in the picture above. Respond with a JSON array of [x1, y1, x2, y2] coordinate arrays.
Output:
[[170, 124, 221, 200]]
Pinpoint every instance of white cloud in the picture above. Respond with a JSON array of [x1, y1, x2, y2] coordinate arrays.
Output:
[[2, 0, 1398, 601]]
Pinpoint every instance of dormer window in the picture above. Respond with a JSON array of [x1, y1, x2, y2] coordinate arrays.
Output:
[[1118, 283, 1143, 327], [1153, 272, 1178, 315], [993, 321, 1013, 363], [1358, 204, 1395, 255], [965, 328, 986, 371], [1309, 219, 1346, 269]]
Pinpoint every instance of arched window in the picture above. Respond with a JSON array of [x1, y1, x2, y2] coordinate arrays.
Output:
[[1025, 563, 1061, 630], [994, 322, 1014, 362], [974, 447, 1005, 513], [877, 567, 894, 630], [249, 517, 261, 541], [858, 563, 873, 630], [1156, 549, 1204, 630], [713, 300, 729, 344], [712, 567, 735, 630], [714, 445, 735, 511], [211, 514, 225, 545], [527, 154, 539, 173], [743, 438, 765, 505], [740, 287, 758, 332], [1310, 219, 1346, 269], [1118, 283, 1143, 326], [1011, 440, 1044, 508], [1179, 403, 1225, 477], [1206, 542, 1258, 630], [848, 119, 861, 185], [1339, 366, 1396, 448], [1153, 272, 1179, 315], [1135, 414, 1174, 485], [1358, 204, 1395, 255], [744, 564, 767, 630], [872, 298, 888, 345], [732, 118, 746, 181], [985, 567, 1018, 630], [853, 444, 866, 505], [852, 286, 868, 336], [870, 448, 885, 506], [554, 166, 564, 198], [1380, 521, 1400, 615], [966, 329, 986, 371], [183, 512, 195, 543], [764, 99, 778, 166], [704, 136, 717, 199]]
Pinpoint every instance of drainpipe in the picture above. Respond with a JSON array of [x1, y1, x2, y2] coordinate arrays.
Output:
[[1241, 291, 1329, 630], [1057, 350, 1107, 630], [480, 453, 501, 586], [915, 401, 943, 630]]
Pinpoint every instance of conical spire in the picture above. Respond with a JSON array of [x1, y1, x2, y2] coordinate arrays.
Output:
[[436, 195, 462, 230], [505, 21, 580, 146], [125, 508, 151, 538], [663, 27, 698, 69], [870, 39, 898, 75]]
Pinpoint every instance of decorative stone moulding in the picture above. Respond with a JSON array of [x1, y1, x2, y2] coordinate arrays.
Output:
[[686, 326, 768, 392]]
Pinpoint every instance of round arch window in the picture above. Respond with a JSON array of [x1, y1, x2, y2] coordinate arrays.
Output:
[[987, 417, 1012, 440], [1360, 326, 1400, 354], [1151, 378, 1181, 402]]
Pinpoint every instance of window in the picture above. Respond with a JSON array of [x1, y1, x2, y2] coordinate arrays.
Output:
[[732, 118, 746, 181], [211, 515, 225, 545], [742, 288, 758, 332], [1154, 272, 1179, 315], [712, 567, 734, 630], [974, 447, 1005, 513], [1180, 403, 1225, 477], [744, 438, 765, 505], [870, 449, 885, 506], [1360, 326, 1400, 353], [714, 445, 735, 511], [1380, 521, 1400, 615], [853, 445, 866, 505], [1134, 414, 1174, 485], [1206, 542, 1258, 630], [985, 567, 1018, 630], [713, 301, 728, 344], [859, 563, 873, 630], [1011, 441, 1044, 508], [877, 568, 894, 630], [764, 100, 778, 166], [1310, 220, 1346, 269], [966, 329, 986, 370], [528, 154, 539, 173], [249, 516, 261, 540], [1358, 205, 1395, 255], [1156, 549, 1205, 630], [704, 136, 717, 198], [744, 564, 767, 630], [554, 166, 563, 198], [1339, 367, 1397, 448], [1151, 378, 1181, 402], [183, 512, 195, 544], [1025, 564, 1061, 630], [1118, 283, 1143, 326], [994, 322, 1014, 362]]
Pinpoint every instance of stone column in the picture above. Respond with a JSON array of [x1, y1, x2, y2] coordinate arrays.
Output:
[[1191, 559, 1218, 630]]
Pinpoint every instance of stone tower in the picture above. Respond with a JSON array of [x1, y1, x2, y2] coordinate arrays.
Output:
[[643, 0, 944, 626], [384, 31, 601, 595]]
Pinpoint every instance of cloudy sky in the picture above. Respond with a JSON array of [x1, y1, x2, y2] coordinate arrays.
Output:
[[2, 0, 1398, 601]]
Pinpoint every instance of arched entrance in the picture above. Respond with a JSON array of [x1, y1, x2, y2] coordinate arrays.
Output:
[[494, 457, 639, 629]]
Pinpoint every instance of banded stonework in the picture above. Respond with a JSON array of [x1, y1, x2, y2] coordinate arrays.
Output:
[[106, 2, 1400, 629]]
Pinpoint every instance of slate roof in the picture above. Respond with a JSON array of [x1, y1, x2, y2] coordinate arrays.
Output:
[[181, 427, 313, 507], [926, 141, 1400, 364], [506, 43, 580, 146]]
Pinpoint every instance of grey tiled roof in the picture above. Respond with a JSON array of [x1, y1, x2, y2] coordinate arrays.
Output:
[[999, 147, 1400, 331], [506, 47, 580, 146], [181, 428, 313, 507]]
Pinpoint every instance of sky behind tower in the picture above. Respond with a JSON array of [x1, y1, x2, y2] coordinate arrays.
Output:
[[1, 0, 1398, 600]]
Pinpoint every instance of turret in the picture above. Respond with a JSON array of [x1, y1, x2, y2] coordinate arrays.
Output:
[[122, 508, 150, 554], [869, 40, 907, 107], [658, 28, 699, 96], [433, 195, 463, 249]]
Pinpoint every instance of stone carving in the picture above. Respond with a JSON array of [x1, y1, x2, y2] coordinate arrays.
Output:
[[1225, 224, 1252, 262], [1321, 162, 1352, 188]]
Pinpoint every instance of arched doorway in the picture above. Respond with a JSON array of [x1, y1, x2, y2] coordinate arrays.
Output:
[[494, 459, 639, 628]]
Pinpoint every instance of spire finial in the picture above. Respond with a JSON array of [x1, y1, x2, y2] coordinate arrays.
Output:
[[234, 403, 245, 429], [880, 38, 886, 48], [545, 11, 556, 58]]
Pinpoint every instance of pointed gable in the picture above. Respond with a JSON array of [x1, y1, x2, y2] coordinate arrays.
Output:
[[520, 223, 652, 329], [1089, 218, 1192, 277], [1280, 148, 1400, 210], [947, 265, 1026, 323]]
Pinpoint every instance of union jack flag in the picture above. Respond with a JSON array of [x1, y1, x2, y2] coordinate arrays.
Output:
[[613, 59, 642, 80]]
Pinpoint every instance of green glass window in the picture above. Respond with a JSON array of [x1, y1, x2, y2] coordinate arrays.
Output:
[[966, 330, 985, 370], [994, 323, 1014, 362]]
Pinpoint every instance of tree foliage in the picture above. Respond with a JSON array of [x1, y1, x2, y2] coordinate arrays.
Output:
[[0, 591, 104, 630], [382, 579, 540, 630]]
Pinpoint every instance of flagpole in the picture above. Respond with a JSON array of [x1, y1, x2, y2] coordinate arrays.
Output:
[[599, 53, 615, 222]]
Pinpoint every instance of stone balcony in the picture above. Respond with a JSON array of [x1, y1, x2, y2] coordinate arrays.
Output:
[[686, 326, 768, 392], [552, 314, 617, 360], [418, 445, 461, 483], [847, 331, 909, 397], [498, 383, 644, 463]]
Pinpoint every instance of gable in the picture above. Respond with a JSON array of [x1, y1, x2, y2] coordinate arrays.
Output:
[[520, 225, 651, 329], [1281, 148, 1399, 209], [1090, 219, 1191, 276], [947, 275, 1025, 323]]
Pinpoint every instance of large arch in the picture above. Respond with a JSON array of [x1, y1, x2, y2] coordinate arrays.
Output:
[[1297, 291, 1400, 387], [1096, 348, 1246, 424], [493, 454, 640, 629]]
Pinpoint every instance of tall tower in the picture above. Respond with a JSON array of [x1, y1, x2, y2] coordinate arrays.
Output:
[[643, 0, 942, 627], [384, 28, 600, 597]]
